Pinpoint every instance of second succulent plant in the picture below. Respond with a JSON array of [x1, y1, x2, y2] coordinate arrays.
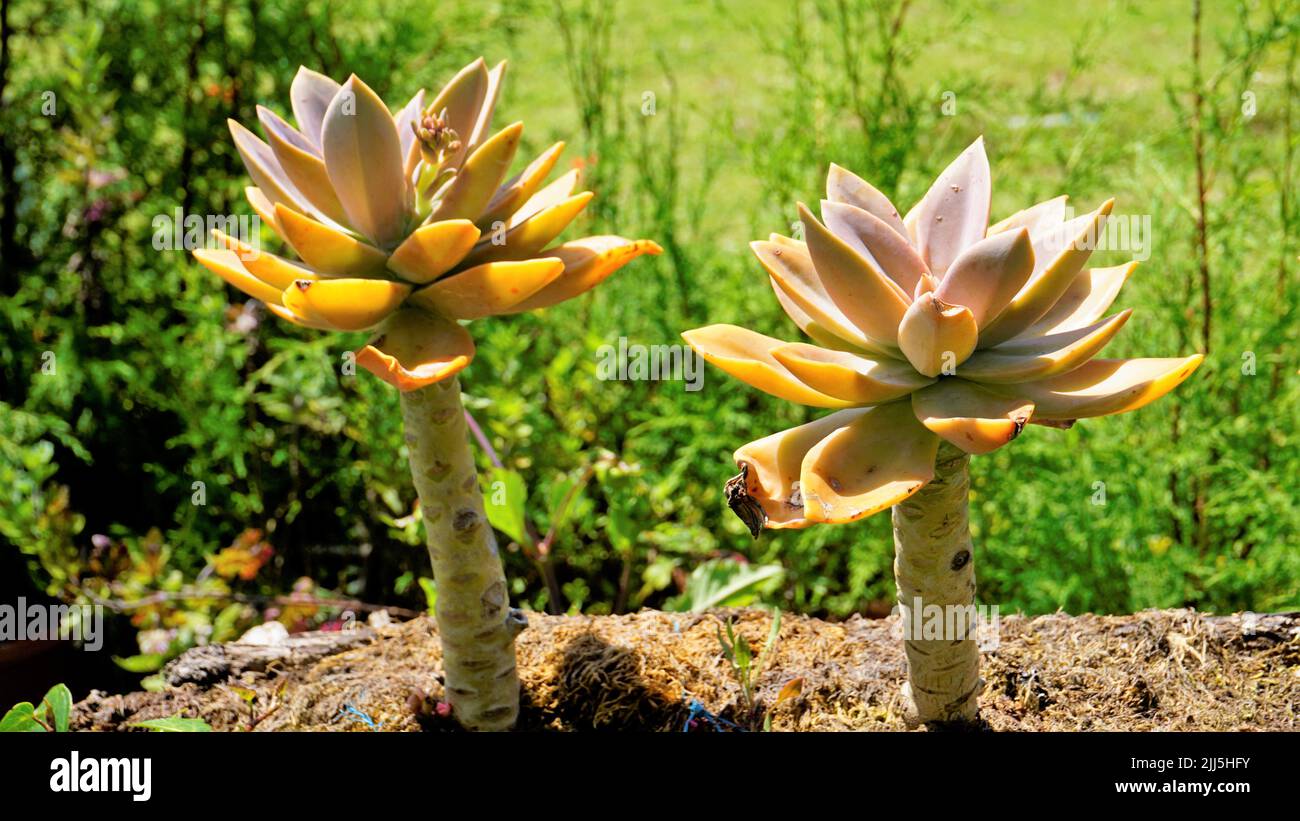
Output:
[[685, 137, 1201, 726]]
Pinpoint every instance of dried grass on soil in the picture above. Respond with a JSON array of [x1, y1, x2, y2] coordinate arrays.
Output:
[[73, 608, 1300, 732]]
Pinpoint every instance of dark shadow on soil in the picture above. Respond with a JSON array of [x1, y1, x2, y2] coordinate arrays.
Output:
[[529, 631, 687, 731]]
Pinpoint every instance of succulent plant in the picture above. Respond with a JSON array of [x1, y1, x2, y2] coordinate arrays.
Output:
[[193, 58, 659, 731], [683, 137, 1201, 726], [196, 59, 658, 390]]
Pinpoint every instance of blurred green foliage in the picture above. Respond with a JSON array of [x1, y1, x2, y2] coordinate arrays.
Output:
[[1, 0, 1297, 670]]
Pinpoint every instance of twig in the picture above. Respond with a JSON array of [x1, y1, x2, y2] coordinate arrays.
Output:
[[1191, 0, 1213, 356], [463, 408, 504, 469], [87, 590, 422, 619], [1272, 16, 1297, 401], [536, 462, 598, 557]]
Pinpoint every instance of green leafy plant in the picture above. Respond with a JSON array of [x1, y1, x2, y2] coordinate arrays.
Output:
[[668, 558, 784, 612], [714, 611, 793, 730], [0, 684, 73, 732], [483, 450, 617, 613]]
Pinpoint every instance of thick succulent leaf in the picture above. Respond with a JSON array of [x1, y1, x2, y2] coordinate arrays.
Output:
[[506, 168, 582, 228], [771, 343, 934, 403], [258, 105, 350, 227], [245, 187, 280, 233], [911, 379, 1034, 455], [768, 276, 862, 351], [466, 60, 507, 154], [798, 203, 909, 347], [733, 408, 871, 529], [987, 194, 1067, 237], [825, 163, 907, 238], [210, 229, 316, 290], [988, 355, 1204, 420], [767, 275, 816, 332], [933, 227, 1035, 328], [265, 302, 337, 330], [281, 278, 410, 331], [768, 232, 805, 252], [751, 238, 891, 354], [427, 58, 490, 171], [821, 200, 928, 296], [505, 236, 661, 313], [321, 75, 408, 247], [799, 401, 940, 524], [386, 220, 481, 284], [289, 66, 341, 149], [460, 192, 592, 266], [273, 203, 390, 276], [256, 104, 315, 154], [1022, 262, 1137, 336], [959, 310, 1132, 384], [977, 200, 1114, 348], [1024, 207, 1106, 278], [903, 137, 991, 277], [407, 257, 564, 320], [228, 119, 315, 221], [479, 142, 566, 228], [356, 307, 475, 391], [429, 122, 523, 222], [681, 325, 857, 408], [897, 292, 979, 378], [193, 249, 284, 305]]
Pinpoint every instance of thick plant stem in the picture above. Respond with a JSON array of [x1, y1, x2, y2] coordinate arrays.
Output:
[[399, 378, 524, 731], [892, 442, 982, 728]]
